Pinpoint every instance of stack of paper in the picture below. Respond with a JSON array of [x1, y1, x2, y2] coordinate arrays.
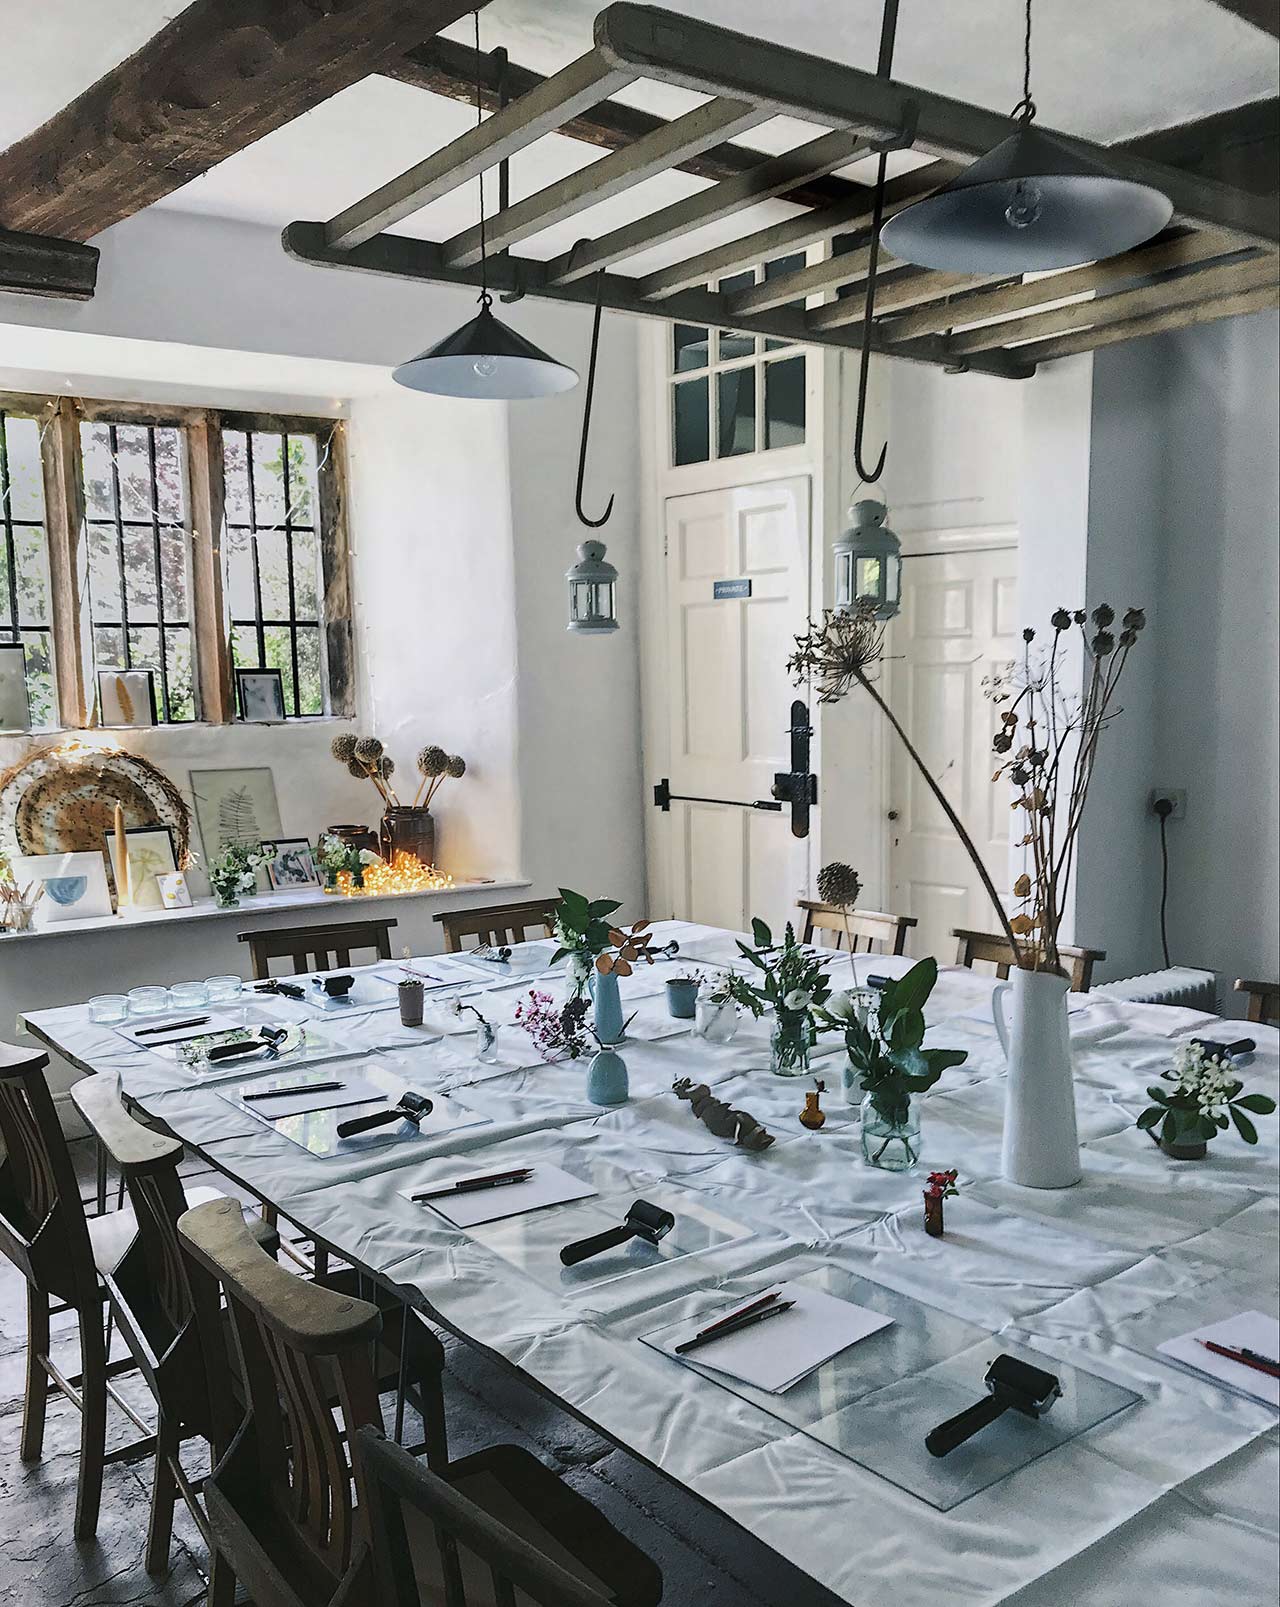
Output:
[[1158, 1311, 1280, 1407], [645, 1280, 893, 1393]]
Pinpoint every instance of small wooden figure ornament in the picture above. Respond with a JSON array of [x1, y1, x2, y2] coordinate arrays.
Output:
[[672, 1078, 774, 1152], [800, 1079, 826, 1130]]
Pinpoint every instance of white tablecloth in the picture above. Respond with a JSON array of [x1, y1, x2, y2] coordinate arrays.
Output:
[[24, 924, 1279, 1607]]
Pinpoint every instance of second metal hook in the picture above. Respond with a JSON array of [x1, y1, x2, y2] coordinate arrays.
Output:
[[575, 261, 615, 529]]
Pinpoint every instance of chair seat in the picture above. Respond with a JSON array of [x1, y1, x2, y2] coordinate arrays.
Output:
[[401, 1444, 663, 1607], [88, 1187, 272, 1278]]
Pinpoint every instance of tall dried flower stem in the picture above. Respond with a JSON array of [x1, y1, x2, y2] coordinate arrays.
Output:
[[853, 666, 1025, 964]]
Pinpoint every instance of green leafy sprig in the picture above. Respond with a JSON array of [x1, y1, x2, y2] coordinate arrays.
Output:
[[1138, 1042, 1275, 1149], [725, 920, 833, 1020]]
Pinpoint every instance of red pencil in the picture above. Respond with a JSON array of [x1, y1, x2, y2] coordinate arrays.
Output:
[[1200, 1339, 1280, 1380]]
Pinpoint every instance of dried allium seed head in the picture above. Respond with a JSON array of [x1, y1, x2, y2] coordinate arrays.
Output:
[[446, 754, 466, 779], [331, 733, 358, 763], [347, 760, 367, 779], [381, 756, 395, 778], [816, 862, 862, 909], [353, 736, 384, 763], [417, 745, 448, 778]]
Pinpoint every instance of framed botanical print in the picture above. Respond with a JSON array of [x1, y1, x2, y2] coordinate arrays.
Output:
[[98, 668, 158, 728], [104, 825, 178, 912]]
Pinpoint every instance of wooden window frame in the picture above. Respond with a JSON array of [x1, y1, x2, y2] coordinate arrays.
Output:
[[0, 391, 354, 729]]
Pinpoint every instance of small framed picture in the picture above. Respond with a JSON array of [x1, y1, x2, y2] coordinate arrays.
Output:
[[0, 642, 31, 733], [104, 825, 178, 912], [236, 668, 287, 723], [14, 851, 114, 927], [157, 870, 194, 909], [98, 668, 158, 728], [262, 838, 320, 891]]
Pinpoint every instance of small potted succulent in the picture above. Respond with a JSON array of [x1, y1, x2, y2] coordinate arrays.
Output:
[[1138, 1042, 1276, 1159]]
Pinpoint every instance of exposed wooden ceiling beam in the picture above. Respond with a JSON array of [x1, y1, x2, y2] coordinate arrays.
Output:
[[381, 35, 870, 213], [1118, 98, 1279, 194], [0, 0, 484, 241], [1015, 280, 1279, 363], [1204, 0, 1280, 38], [945, 253, 1279, 355], [0, 227, 99, 300]]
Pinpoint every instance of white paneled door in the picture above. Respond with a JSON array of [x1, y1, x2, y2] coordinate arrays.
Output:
[[663, 478, 811, 933], [885, 542, 1019, 966]]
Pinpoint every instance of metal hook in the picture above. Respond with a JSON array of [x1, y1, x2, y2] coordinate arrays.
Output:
[[575, 263, 614, 529]]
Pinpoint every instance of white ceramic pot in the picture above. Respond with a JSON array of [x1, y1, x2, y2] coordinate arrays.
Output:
[[993, 967, 1081, 1189]]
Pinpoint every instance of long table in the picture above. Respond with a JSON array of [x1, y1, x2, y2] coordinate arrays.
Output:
[[24, 923, 1279, 1607]]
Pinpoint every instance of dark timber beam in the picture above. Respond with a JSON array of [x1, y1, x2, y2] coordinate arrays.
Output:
[[0, 0, 485, 241], [1119, 99, 1280, 195], [0, 227, 99, 300]]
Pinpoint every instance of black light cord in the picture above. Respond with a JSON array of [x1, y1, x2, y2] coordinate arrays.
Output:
[[1154, 798, 1173, 968], [474, 9, 490, 309], [1011, 0, 1037, 123]]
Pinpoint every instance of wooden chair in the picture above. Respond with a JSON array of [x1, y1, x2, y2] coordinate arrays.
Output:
[[434, 896, 558, 954], [0, 1043, 153, 1541], [68, 1073, 276, 1574], [178, 1196, 662, 1607], [951, 928, 1106, 993], [343, 1424, 633, 1607], [238, 916, 398, 981], [1234, 978, 1280, 1025], [799, 899, 917, 956]]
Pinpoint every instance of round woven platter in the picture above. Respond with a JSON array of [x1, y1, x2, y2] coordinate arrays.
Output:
[[0, 746, 192, 866]]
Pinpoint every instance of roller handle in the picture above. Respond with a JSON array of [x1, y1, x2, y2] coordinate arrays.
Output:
[[925, 1391, 1010, 1458], [559, 1223, 636, 1266], [336, 1106, 402, 1138]]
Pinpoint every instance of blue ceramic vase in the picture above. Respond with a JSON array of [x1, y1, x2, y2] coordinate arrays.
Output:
[[586, 1048, 629, 1106], [590, 969, 625, 1044]]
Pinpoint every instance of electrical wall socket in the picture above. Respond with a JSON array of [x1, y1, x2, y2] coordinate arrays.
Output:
[[1150, 788, 1186, 820]]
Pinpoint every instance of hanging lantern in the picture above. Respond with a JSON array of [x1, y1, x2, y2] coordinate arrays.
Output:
[[834, 500, 901, 621], [567, 540, 618, 634]]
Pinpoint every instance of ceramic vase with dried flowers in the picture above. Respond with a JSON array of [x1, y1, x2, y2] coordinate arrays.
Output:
[[330, 734, 465, 867], [791, 601, 1145, 1189]]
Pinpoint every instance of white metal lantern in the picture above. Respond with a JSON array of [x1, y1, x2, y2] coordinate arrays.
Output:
[[834, 499, 902, 621], [567, 540, 618, 634]]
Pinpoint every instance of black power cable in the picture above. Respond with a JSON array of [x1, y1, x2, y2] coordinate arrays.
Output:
[[1153, 796, 1174, 967]]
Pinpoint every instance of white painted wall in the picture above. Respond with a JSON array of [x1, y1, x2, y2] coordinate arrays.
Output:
[[0, 207, 647, 1115], [1148, 309, 1280, 1004]]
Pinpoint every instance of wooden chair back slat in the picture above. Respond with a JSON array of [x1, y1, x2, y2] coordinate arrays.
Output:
[[798, 900, 917, 956], [349, 1425, 615, 1607], [0, 1045, 96, 1305], [179, 1197, 386, 1601], [951, 928, 1106, 993], [237, 918, 398, 981], [434, 898, 558, 955], [1235, 979, 1280, 1025]]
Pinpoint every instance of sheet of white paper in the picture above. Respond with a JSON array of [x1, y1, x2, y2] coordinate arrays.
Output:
[[402, 1162, 597, 1228], [1158, 1310, 1280, 1407], [116, 1009, 249, 1048], [234, 1075, 388, 1119], [646, 1280, 893, 1394]]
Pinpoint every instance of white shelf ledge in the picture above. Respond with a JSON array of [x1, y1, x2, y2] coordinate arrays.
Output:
[[0, 877, 531, 944]]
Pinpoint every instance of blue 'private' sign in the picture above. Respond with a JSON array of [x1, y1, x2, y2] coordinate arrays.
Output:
[[712, 578, 752, 600]]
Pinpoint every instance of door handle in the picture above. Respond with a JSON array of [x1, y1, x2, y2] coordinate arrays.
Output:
[[652, 779, 781, 813]]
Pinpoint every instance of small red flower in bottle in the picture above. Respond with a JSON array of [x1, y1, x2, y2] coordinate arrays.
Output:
[[923, 1168, 959, 1237]]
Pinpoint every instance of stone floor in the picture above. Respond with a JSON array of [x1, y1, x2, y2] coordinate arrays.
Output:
[[0, 1137, 844, 1607]]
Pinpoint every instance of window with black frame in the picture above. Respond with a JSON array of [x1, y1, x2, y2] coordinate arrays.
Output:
[[0, 408, 56, 728], [222, 427, 327, 718], [80, 419, 196, 723]]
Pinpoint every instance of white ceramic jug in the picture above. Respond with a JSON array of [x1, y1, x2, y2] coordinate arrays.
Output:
[[993, 967, 1082, 1189]]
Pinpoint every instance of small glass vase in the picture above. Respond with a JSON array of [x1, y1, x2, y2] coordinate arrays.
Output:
[[770, 1011, 813, 1077], [694, 995, 740, 1044], [861, 1092, 921, 1171], [475, 1022, 501, 1064]]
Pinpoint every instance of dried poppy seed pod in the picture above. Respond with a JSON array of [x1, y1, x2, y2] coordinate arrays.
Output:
[[816, 861, 862, 908]]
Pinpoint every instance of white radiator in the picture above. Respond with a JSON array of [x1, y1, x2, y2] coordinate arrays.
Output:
[[1094, 968, 1219, 1014]]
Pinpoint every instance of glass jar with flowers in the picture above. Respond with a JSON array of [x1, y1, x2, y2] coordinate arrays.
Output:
[[694, 975, 741, 1044], [316, 833, 380, 894], [1138, 1042, 1275, 1159], [817, 957, 967, 1169], [725, 920, 833, 1076], [207, 843, 267, 910]]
